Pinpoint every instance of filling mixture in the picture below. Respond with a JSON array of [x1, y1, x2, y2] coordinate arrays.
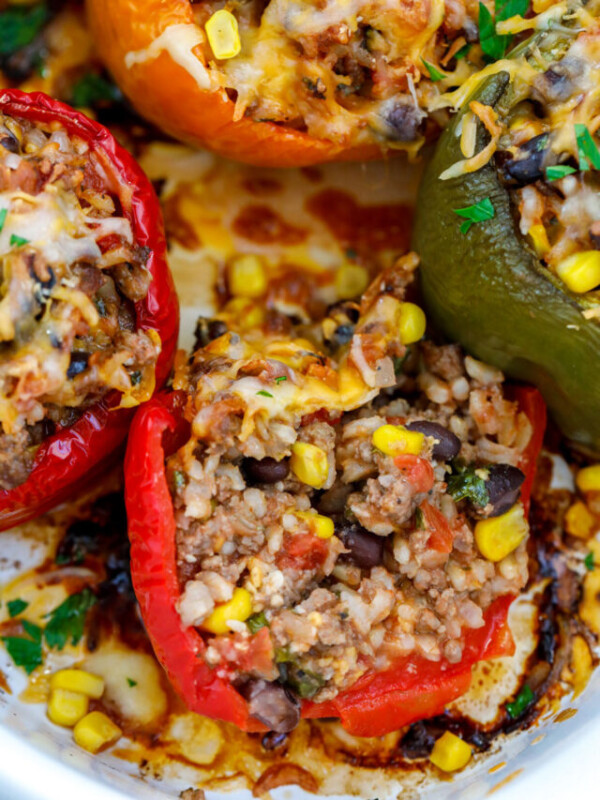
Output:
[[190, 0, 486, 147], [168, 257, 534, 731], [0, 111, 159, 490], [455, 4, 600, 296]]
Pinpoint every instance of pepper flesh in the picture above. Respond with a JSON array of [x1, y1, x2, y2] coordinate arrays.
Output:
[[85, 0, 383, 168], [0, 89, 179, 531], [413, 49, 600, 455], [124, 387, 545, 737]]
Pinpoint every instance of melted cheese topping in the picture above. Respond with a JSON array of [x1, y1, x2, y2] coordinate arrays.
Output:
[[125, 23, 212, 90]]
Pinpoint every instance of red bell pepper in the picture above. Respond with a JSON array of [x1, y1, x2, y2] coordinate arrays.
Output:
[[125, 385, 546, 737], [0, 90, 179, 532]]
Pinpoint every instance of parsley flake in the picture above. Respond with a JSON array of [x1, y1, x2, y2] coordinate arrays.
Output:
[[7, 598, 28, 618], [246, 611, 269, 634], [422, 59, 445, 82], [0, 208, 7, 234], [546, 165, 577, 181], [447, 463, 490, 506], [44, 588, 96, 650], [126, 677, 138, 687], [575, 124, 600, 172], [275, 376, 287, 383], [479, 0, 529, 62], [2, 620, 42, 675], [0, 3, 48, 57], [453, 197, 495, 234], [506, 684, 534, 719], [256, 390, 273, 398], [71, 73, 122, 108], [584, 551, 595, 571], [10, 234, 29, 248], [129, 370, 142, 386]]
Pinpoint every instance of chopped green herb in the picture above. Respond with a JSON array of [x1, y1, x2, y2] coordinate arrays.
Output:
[[126, 677, 138, 687], [0, 208, 7, 234], [94, 296, 107, 317], [345, 247, 357, 260], [256, 390, 273, 398], [130, 370, 142, 386], [422, 59, 445, 82], [0, 3, 48, 57], [173, 470, 186, 490], [275, 376, 287, 383], [479, 0, 529, 62], [584, 551, 595, 571], [454, 43, 471, 61], [546, 165, 577, 181], [71, 73, 122, 108], [414, 507, 425, 530], [575, 124, 600, 172], [447, 463, 490, 507], [453, 197, 495, 234], [7, 599, 28, 618], [506, 684, 534, 719], [44, 588, 96, 650], [287, 668, 325, 699], [393, 350, 410, 376], [10, 234, 29, 248], [2, 627, 43, 675], [246, 611, 269, 634]]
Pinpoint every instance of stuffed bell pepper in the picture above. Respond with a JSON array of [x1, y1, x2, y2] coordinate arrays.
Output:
[[86, 0, 520, 167], [125, 256, 545, 736], [414, 0, 600, 454], [0, 90, 178, 530]]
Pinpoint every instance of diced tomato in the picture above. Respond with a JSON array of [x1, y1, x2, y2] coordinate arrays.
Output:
[[277, 532, 329, 571], [301, 408, 342, 427], [420, 500, 453, 553], [394, 455, 435, 493], [236, 627, 275, 677]]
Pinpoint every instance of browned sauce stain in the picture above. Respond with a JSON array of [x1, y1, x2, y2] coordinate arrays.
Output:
[[232, 205, 307, 245], [488, 769, 524, 795], [241, 177, 283, 196], [0, 669, 11, 694], [306, 189, 413, 254], [162, 192, 202, 250], [554, 707, 577, 723]]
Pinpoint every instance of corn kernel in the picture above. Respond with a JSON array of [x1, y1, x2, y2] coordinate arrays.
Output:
[[228, 254, 267, 298], [398, 302, 426, 344], [47, 689, 89, 728], [73, 711, 122, 754], [295, 510, 335, 539], [474, 503, 528, 562], [202, 588, 253, 635], [429, 731, 472, 772], [372, 424, 424, 457], [335, 264, 369, 300], [224, 297, 264, 328], [564, 500, 596, 539], [290, 442, 329, 488], [556, 251, 600, 294], [205, 9, 241, 60], [528, 223, 550, 257], [50, 669, 105, 699], [576, 464, 600, 493]]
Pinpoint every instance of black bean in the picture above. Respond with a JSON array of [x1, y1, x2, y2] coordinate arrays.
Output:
[[261, 731, 288, 751], [503, 134, 550, 186], [532, 58, 582, 104], [406, 420, 461, 461], [243, 457, 289, 484], [67, 352, 89, 379], [336, 520, 384, 569], [194, 317, 228, 349], [246, 680, 301, 733], [485, 464, 525, 517], [386, 102, 424, 142], [0, 133, 19, 154]]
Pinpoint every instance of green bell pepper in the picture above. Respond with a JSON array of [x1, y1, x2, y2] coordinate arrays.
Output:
[[413, 25, 600, 455]]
